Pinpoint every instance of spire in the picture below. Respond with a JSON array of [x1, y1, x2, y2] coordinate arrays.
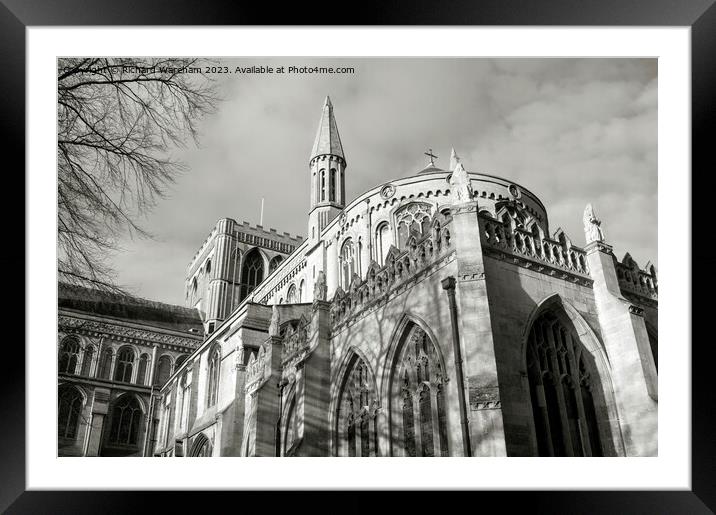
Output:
[[310, 96, 345, 162]]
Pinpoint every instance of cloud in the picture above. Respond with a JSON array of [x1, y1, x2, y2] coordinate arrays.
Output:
[[110, 58, 657, 304]]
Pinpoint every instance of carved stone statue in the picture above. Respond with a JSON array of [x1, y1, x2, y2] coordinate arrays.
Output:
[[449, 162, 473, 202], [268, 303, 281, 337], [449, 147, 461, 171], [583, 203, 605, 243], [314, 270, 327, 301]]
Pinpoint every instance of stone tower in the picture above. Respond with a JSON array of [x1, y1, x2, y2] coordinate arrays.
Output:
[[308, 96, 346, 244]]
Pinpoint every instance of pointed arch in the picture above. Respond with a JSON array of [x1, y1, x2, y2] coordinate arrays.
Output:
[[375, 221, 391, 266], [269, 255, 284, 274], [240, 247, 266, 301], [206, 344, 221, 408], [136, 353, 150, 385], [58, 384, 85, 440], [80, 343, 95, 376], [339, 238, 356, 290], [383, 314, 449, 457], [286, 283, 297, 303], [154, 354, 173, 386], [190, 433, 213, 457], [58, 335, 81, 375], [106, 393, 144, 451], [521, 293, 623, 457], [393, 201, 434, 249], [332, 348, 379, 457], [98, 347, 114, 380], [114, 345, 136, 383]]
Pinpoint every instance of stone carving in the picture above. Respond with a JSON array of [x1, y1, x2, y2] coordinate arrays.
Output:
[[268, 303, 281, 337], [583, 203, 605, 244], [449, 162, 473, 202], [379, 183, 396, 200], [57, 315, 199, 348], [449, 147, 461, 171], [314, 270, 327, 301]]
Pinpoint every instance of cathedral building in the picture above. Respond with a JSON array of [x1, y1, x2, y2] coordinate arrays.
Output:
[[57, 283, 203, 456], [60, 96, 658, 457]]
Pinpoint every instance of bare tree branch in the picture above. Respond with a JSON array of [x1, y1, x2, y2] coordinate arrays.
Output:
[[58, 57, 219, 293]]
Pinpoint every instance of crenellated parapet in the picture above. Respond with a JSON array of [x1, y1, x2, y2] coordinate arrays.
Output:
[[615, 253, 658, 302], [478, 211, 591, 284], [331, 211, 455, 328]]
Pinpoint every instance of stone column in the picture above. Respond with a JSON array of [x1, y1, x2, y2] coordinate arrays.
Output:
[[586, 240, 658, 456], [449, 199, 507, 457]]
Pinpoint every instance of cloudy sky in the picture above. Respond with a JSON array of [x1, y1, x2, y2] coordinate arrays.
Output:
[[111, 58, 657, 306]]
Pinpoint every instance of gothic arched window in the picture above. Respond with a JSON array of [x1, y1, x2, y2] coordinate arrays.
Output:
[[136, 353, 149, 385], [336, 354, 377, 457], [114, 347, 135, 383], [286, 284, 297, 303], [395, 203, 433, 249], [269, 256, 283, 274], [109, 395, 142, 447], [80, 344, 94, 376], [207, 346, 221, 408], [190, 433, 212, 457], [58, 385, 83, 439], [330, 168, 337, 201], [526, 311, 604, 457], [390, 324, 448, 456], [98, 348, 113, 380], [59, 336, 81, 374], [240, 248, 265, 300], [375, 222, 391, 266], [154, 355, 172, 386], [298, 280, 305, 302], [178, 371, 190, 431], [320, 169, 326, 201], [340, 238, 356, 289]]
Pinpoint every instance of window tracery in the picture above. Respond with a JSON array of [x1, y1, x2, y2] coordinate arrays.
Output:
[[58, 385, 83, 439], [395, 203, 433, 249], [59, 336, 80, 374], [526, 312, 604, 457], [337, 355, 377, 457], [391, 324, 448, 456]]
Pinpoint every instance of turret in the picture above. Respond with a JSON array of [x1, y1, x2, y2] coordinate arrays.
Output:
[[308, 96, 346, 243]]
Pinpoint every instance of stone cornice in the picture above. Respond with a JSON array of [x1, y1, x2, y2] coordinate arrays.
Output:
[[483, 247, 593, 287], [59, 313, 201, 350]]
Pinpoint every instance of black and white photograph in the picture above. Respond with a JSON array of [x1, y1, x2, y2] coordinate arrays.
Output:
[[56, 56, 659, 459]]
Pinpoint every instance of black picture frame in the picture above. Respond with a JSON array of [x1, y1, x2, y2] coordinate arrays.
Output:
[[5, 0, 713, 511]]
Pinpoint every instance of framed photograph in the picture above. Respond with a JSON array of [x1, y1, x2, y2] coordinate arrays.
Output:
[[8, 0, 714, 511]]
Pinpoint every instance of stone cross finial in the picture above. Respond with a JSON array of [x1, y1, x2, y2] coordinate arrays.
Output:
[[583, 203, 605, 244], [449, 162, 473, 202], [424, 148, 438, 166], [314, 270, 327, 301], [268, 303, 281, 337]]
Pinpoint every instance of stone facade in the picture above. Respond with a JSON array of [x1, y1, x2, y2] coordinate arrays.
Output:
[[57, 284, 204, 456], [60, 97, 658, 457]]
